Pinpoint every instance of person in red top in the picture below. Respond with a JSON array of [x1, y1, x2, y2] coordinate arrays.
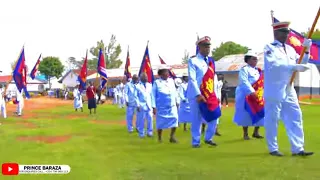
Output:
[[86, 82, 97, 114]]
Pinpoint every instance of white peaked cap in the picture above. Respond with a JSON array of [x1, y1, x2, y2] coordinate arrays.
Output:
[[245, 51, 258, 58], [157, 64, 171, 71]]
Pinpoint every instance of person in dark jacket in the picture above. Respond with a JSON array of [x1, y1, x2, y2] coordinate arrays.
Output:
[[221, 76, 229, 107]]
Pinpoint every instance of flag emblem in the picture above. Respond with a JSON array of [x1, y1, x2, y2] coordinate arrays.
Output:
[[244, 68, 265, 124], [199, 58, 221, 122], [289, 36, 302, 47]]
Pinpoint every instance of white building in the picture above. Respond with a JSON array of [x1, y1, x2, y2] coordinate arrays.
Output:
[[0, 75, 47, 94], [215, 53, 320, 97]]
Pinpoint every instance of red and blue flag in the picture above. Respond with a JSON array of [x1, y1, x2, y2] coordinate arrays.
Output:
[[244, 68, 265, 124], [199, 57, 221, 122], [97, 48, 107, 88], [124, 47, 132, 80], [78, 50, 88, 92], [30, 54, 41, 80], [13, 47, 30, 98], [274, 17, 320, 64], [158, 55, 176, 79], [138, 44, 154, 83]]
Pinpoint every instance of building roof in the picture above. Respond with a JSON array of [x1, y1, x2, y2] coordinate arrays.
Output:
[[0, 75, 47, 84], [58, 69, 96, 83], [215, 53, 264, 73], [86, 64, 188, 80], [0, 75, 11, 83]]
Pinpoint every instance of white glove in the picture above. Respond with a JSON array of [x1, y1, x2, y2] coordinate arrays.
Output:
[[294, 64, 310, 72], [302, 38, 312, 51]]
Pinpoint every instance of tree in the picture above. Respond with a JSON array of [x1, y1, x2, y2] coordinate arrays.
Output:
[[301, 29, 320, 40], [211, 41, 249, 61], [65, 57, 81, 71], [11, 60, 18, 71], [89, 35, 122, 69], [65, 56, 97, 71], [38, 56, 65, 89], [68, 35, 123, 71], [181, 50, 190, 64], [311, 29, 320, 40]]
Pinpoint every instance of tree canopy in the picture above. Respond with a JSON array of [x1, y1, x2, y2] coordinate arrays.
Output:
[[66, 34, 123, 71], [38, 56, 64, 89], [211, 41, 249, 61], [302, 29, 320, 40], [181, 50, 190, 64]]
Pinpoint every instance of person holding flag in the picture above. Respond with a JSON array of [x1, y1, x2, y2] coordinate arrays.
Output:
[[187, 36, 221, 148], [86, 81, 97, 114], [264, 21, 313, 156], [15, 88, 24, 116], [151, 64, 179, 143], [233, 51, 264, 140]]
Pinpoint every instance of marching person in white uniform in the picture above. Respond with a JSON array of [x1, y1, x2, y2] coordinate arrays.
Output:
[[116, 78, 126, 108], [0, 85, 7, 118], [264, 21, 313, 157], [15, 88, 24, 116], [177, 73, 192, 131], [214, 74, 223, 136], [73, 82, 83, 112]]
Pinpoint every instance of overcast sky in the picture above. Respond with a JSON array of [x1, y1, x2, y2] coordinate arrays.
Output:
[[0, 0, 319, 75]]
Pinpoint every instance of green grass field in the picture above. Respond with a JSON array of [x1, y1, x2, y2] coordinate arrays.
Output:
[[0, 99, 320, 180]]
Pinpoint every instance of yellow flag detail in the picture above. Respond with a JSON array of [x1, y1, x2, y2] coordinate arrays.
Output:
[[289, 36, 301, 47]]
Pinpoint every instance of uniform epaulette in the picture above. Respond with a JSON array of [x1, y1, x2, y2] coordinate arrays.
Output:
[[241, 64, 247, 69], [190, 55, 196, 58], [271, 42, 277, 46]]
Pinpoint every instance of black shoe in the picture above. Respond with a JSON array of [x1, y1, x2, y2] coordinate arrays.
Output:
[[292, 151, 314, 156], [204, 140, 217, 146], [169, 137, 178, 143], [215, 132, 221, 136], [244, 135, 250, 140], [252, 134, 264, 139], [269, 151, 284, 157], [192, 144, 200, 148]]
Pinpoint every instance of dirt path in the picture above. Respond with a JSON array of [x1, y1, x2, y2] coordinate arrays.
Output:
[[16, 135, 72, 143]]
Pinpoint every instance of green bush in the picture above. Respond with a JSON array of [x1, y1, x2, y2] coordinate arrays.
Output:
[[59, 91, 64, 98], [68, 92, 74, 100], [41, 91, 48, 96]]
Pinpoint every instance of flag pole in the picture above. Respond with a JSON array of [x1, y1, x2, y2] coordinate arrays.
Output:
[[289, 7, 320, 85], [270, 10, 275, 39], [95, 48, 101, 88]]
